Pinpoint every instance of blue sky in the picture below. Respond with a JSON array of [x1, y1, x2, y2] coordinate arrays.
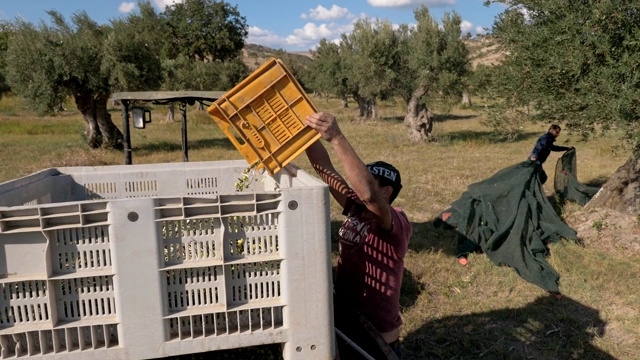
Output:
[[0, 0, 506, 52]]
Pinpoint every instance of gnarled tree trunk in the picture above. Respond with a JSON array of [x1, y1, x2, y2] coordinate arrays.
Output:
[[353, 93, 374, 118], [462, 90, 471, 107], [75, 92, 124, 149], [370, 99, 378, 119], [585, 154, 640, 215], [165, 103, 176, 122], [404, 85, 433, 142]]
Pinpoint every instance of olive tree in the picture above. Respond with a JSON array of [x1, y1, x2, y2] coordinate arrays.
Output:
[[398, 7, 470, 142], [5, 0, 249, 148], [162, 56, 248, 93], [0, 21, 12, 98], [307, 7, 468, 133], [308, 39, 350, 107], [487, 0, 640, 214], [339, 18, 401, 118], [163, 0, 247, 62], [5, 9, 163, 148]]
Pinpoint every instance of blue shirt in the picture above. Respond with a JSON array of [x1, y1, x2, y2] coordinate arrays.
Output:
[[529, 132, 570, 165]]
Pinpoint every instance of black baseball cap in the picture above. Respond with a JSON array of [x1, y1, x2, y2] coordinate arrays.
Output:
[[366, 161, 403, 203]]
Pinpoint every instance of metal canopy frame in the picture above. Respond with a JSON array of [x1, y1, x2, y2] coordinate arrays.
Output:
[[112, 91, 226, 165]]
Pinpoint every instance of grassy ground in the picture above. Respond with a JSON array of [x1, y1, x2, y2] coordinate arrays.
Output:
[[1, 94, 638, 359]]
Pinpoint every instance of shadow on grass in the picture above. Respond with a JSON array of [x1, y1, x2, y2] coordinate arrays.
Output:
[[402, 295, 614, 360], [189, 138, 237, 151], [434, 113, 478, 122], [377, 113, 480, 124], [376, 115, 404, 123], [133, 138, 236, 154], [330, 219, 459, 257], [407, 220, 458, 256], [583, 176, 608, 188], [439, 130, 541, 144]]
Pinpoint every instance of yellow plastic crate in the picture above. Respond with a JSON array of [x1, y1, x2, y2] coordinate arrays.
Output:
[[207, 58, 321, 175]]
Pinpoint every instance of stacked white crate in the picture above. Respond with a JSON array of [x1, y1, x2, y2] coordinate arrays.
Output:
[[0, 160, 334, 359]]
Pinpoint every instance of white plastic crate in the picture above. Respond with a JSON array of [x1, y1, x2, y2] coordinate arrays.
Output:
[[0, 160, 334, 359]]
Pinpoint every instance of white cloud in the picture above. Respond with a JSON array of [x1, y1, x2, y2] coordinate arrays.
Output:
[[286, 22, 335, 48], [118, 2, 136, 13], [460, 20, 473, 34], [301, 5, 353, 21], [297, 23, 334, 39], [460, 20, 490, 35], [250, 21, 354, 51], [367, 0, 455, 8], [247, 26, 286, 49], [153, 0, 182, 10]]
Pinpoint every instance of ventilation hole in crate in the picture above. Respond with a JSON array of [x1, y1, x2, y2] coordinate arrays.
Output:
[[202, 313, 215, 336], [253, 98, 275, 120], [55, 276, 116, 322], [185, 218, 217, 237], [267, 121, 289, 145], [227, 311, 239, 334], [161, 219, 218, 257], [67, 328, 80, 351], [280, 108, 304, 132], [240, 123, 264, 148], [0, 281, 50, 326], [226, 262, 282, 306], [83, 182, 117, 199], [191, 316, 204, 338], [164, 267, 223, 312], [53, 226, 112, 273], [174, 306, 285, 335], [238, 310, 250, 332], [179, 317, 192, 339], [225, 214, 279, 238], [124, 180, 158, 197], [21, 199, 38, 206], [265, 90, 287, 114], [228, 126, 246, 145], [186, 177, 218, 195]]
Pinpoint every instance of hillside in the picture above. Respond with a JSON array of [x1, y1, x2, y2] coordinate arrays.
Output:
[[241, 43, 313, 70], [242, 36, 504, 70], [465, 36, 505, 68]]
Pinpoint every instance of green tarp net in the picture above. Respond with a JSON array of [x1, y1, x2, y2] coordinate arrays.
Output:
[[438, 160, 577, 293], [554, 148, 601, 205]]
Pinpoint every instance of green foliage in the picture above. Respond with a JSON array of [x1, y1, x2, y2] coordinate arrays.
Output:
[[342, 18, 401, 102], [306, 6, 469, 123], [469, 63, 495, 97], [6, 9, 165, 115], [5, 17, 70, 115], [163, 0, 247, 62], [592, 219, 605, 233], [307, 39, 348, 99], [486, 1, 640, 150], [0, 21, 13, 98], [271, 49, 313, 90], [480, 105, 528, 141], [162, 56, 249, 91], [104, 1, 165, 92], [4, 0, 253, 116], [406, 8, 470, 112]]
